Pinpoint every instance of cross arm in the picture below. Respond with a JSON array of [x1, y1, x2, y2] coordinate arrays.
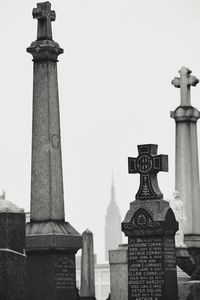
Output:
[[128, 157, 137, 173], [153, 155, 168, 172]]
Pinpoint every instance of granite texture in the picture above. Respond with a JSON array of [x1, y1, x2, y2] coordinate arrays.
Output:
[[26, 4, 82, 299], [122, 199, 179, 300], [30, 60, 65, 222], [27, 251, 78, 300], [0, 251, 27, 300], [26, 221, 82, 251], [178, 281, 200, 300], [109, 244, 128, 300], [80, 230, 96, 298], [0, 211, 26, 299], [0, 212, 25, 253]]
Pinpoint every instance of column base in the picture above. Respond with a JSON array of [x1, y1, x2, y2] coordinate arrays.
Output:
[[185, 234, 200, 248], [26, 221, 82, 300], [26, 220, 82, 251]]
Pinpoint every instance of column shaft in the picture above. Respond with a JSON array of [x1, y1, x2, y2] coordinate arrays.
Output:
[[31, 61, 64, 221]]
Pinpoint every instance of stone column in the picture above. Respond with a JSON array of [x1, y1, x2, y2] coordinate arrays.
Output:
[[171, 67, 200, 248], [26, 3, 82, 300], [80, 229, 96, 300]]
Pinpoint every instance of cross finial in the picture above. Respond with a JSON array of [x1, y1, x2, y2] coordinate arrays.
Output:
[[33, 2, 56, 40], [172, 66, 199, 106], [128, 144, 168, 200]]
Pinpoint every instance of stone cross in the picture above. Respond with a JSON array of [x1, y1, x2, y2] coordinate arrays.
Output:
[[171, 66, 199, 106], [33, 2, 56, 40], [128, 144, 168, 200]]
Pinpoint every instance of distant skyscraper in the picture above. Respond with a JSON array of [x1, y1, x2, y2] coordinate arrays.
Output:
[[105, 175, 122, 261]]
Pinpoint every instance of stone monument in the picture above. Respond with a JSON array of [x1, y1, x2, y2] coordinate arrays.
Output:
[[122, 144, 178, 300], [171, 67, 200, 250], [80, 229, 96, 300], [26, 2, 82, 299], [0, 198, 26, 299]]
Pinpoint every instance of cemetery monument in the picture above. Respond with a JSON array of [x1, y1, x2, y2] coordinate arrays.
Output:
[[26, 2, 82, 299], [121, 144, 178, 300], [80, 229, 96, 300], [171, 67, 200, 250]]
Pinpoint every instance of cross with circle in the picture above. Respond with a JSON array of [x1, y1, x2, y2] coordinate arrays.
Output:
[[128, 144, 168, 200]]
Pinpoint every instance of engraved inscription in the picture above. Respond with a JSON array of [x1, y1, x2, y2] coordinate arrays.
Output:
[[164, 237, 176, 272], [128, 237, 164, 300], [55, 257, 75, 290]]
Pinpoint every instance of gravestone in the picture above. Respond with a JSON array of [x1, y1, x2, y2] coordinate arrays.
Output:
[[26, 2, 82, 299], [122, 144, 179, 300], [0, 198, 26, 300], [80, 229, 96, 300]]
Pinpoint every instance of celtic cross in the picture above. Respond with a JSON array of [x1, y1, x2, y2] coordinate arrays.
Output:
[[128, 144, 168, 200], [33, 2, 56, 40], [171, 66, 199, 106]]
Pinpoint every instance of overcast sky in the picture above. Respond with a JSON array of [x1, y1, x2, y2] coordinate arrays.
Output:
[[0, 0, 200, 262]]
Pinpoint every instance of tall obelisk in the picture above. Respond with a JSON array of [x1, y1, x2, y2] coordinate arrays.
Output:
[[171, 66, 200, 249], [26, 2, 82, 299]]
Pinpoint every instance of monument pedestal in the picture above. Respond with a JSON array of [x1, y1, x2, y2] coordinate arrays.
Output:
[[122, 199, 178, 300], [26, 221, 82, 300]]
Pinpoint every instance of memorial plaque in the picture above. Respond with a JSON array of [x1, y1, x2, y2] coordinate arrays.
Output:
[[55, 257, 76, 290], [128, 237, 164, 300]]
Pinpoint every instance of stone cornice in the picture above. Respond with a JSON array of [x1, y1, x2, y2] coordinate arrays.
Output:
[[171, 105, 200, 122], [27, 39, 63, 62]]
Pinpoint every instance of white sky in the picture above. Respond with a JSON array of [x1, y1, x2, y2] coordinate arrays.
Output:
[[0, 0, 200, 262]]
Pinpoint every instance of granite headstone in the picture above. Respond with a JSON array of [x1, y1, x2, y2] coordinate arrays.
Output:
[[122, 144, 179, 300]]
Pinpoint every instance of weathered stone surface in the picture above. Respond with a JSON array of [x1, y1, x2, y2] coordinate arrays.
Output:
[[0, 212, 25, 253], [0, 250, 27, 300], [121, 144, 178, 300], [128, 144, 168, 200], [109, 244, 128, 300], [0, 210, 26, 299], [29, 60, 64, 222], [171, 67, 200, 249], [109, 245, 191, 300], [80, 229, 96, 299], [178, 281, 200, 300], [27, 251, 77, 300], [26, 3, 82, 299], [171, 66, 199, 106]]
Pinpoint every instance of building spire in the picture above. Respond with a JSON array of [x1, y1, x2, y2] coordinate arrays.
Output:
[[111, 169, 115, 204]]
